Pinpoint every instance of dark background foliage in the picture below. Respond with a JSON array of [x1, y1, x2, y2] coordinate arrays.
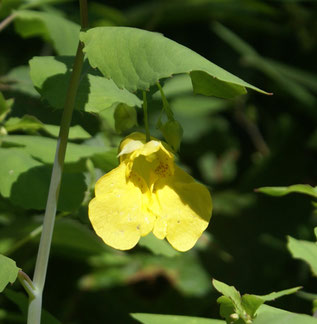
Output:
[[0, 0, 317, 323]]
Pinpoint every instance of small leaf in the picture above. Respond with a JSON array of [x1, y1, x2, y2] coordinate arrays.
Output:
[[0, 255, 20, 292], [131, 313, 225, 324], [114, 104, 138, 133], [256, 184, 317, 199], [255, 287, 302, 302], [288, 235, 317, 276], [160, 120, 183, 152], [29, 56, 142, 112], [14, 10, 80, 55], [80, 27, 267, 97]]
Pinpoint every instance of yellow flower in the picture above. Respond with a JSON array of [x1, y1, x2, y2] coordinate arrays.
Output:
[[88, 132, 212, 252]]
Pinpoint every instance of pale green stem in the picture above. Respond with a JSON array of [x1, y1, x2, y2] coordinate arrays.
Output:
[[142, 91, 151, 142], [156, 81, 174, 121], [26, 1, 88, 323]]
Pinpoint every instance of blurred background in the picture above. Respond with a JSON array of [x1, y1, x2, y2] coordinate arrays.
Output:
[[1, 0, 317, 323]]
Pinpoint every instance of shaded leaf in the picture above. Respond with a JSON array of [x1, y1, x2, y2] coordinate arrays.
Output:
[[29, 56, 142, 112], [14, 10, 80, 55], [0, 148, 41, 198], [0, 255, 20, 292], [10, 166, 86, 211], [80, 27, 267, 96], [288, 235, 317, 276]]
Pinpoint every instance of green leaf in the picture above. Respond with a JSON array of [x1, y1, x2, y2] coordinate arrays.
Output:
[[256, 184, 317, 198], [5, 115, 91, 139], [213, 279, 301, 323], [254, 304, 317, 324], [29, 56, 142, 112], [255, 287, 302, 301], [139, 233, 179, 257], [212, 279, 243, 313], [5, 115, 44, 133], [0, 255, 20, 292], [131, 313, 225, 324], [0, 148, 42, 198], [287, 235, 317, 276], [9, 166, 86, 211], [80, 27, 267, 97], [114, 103, 138, 133], [14, 10, 80, 55], [4, 65, 39, 97], [2, 135, 111, 165], [0, 92, 13, 123]]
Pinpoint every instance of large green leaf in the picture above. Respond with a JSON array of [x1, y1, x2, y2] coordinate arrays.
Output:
[[131, 313, 224, 324], [29, 56, 142, 112], [288, 235, 317, 276], [14, 10, 80, 55], [256, 184, 317, 199], [80, 27, 267, 97], [0, 255, 20, 292]]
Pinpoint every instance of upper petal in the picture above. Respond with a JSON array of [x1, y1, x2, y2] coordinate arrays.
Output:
[[89, 163, 155, 250], [152, 166, 212, 252]]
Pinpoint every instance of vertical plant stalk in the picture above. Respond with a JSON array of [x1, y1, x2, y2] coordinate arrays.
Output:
[[27, 1, 88, 323], [143, 91, 151, 142]]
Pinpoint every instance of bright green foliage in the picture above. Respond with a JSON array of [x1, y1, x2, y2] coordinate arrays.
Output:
[[80, 27, 267, 96], [29, 56, 142, 112], [213, 279, 300, 323], [0, 255, 20, 292], [14, 10, 80, 55], [288, 232, 317, 277], [256, 184, 317, 198], [131, 313, 225, 324]]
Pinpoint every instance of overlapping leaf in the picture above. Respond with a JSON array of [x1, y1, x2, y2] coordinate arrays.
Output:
[[29, 56, 142, 112]]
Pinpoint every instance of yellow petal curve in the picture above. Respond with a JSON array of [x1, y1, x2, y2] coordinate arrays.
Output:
[[153, 166, 212, 252], [89, 163, 155, 250]]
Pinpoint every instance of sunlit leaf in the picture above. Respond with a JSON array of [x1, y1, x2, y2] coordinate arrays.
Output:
[[80, 27, 267, 97], [256, 184, 317, 198]]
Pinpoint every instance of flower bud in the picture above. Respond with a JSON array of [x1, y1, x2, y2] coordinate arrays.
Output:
[[114, 104, 137, 133]]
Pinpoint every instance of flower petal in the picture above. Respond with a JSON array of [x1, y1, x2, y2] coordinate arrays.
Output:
[[89, 163, 155, 250], [153, 166, 212, 252]]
